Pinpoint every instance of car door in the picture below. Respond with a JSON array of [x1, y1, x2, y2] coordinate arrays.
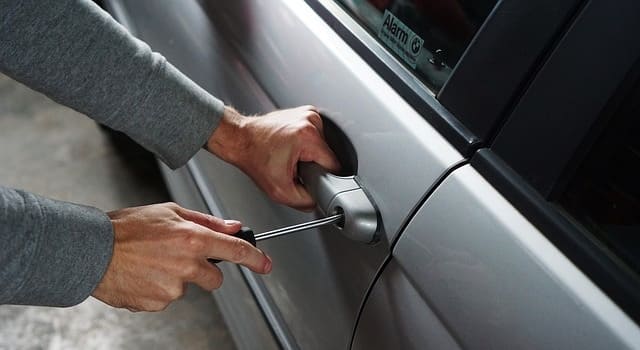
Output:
[[353, 0, 640, 348], [101, 0, 585, 348]]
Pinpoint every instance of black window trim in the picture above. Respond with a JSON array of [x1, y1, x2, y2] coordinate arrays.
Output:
[[303, 0, 581, 157], [438, 0, 586, 142], [479, 0, 640, 324], [491, 0, 640, 200]]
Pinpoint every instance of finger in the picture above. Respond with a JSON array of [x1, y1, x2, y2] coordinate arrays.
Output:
[[269, 167, 315, 210], [290, 182, 315, 212], [306, 111, 324, 134], [175, 207, 242, 234], [297, 105, 319, 113], [204, 232, 272, 274], [300, 140, 342, 173], [189, 261, 224, 291], [275, 171, 316, 210], [137, 299, 171, 312]]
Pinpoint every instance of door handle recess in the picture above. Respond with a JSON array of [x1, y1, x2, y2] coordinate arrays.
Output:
[[298, 162, 379, 244]]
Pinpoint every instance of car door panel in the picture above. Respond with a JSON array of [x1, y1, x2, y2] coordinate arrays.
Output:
[[353, 259, 462, 350], [354, 164, 640, 349]]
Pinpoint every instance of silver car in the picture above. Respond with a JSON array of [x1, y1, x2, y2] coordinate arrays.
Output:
[[102, 0, 640, 349]]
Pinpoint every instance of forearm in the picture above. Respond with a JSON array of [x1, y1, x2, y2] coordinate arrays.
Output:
[[0, 187, 113, 307], [0, 0, 223, 168]]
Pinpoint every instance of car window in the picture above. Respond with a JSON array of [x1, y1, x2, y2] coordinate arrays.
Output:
[[559, 77, 640, 276], [334, 0, 497, 90]]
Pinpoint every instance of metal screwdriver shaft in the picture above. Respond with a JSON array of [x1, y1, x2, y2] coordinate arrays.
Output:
[[254, 213, 344, 241], [208, 213, 344, 264]]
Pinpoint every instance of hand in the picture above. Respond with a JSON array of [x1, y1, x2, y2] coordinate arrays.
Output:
[[92, 202, 271, 312], [207, 106, 341, 211]]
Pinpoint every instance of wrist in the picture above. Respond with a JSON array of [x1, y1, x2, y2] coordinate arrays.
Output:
[[207, 106, 250, 165]]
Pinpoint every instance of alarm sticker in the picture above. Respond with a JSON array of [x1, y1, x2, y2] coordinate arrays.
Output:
[[378, 10, 424, 69]]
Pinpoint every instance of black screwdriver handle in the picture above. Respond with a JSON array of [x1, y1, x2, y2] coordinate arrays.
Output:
[[207, 227, 257, 264]]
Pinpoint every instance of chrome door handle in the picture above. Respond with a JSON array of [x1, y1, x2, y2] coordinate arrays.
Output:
[[298, 162, 379, 244]]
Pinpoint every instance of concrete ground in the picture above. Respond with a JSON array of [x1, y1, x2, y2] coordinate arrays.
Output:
[[0, 74, 236, 350]]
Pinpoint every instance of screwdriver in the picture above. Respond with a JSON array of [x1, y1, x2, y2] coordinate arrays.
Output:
[[208, 213, 344, 264]]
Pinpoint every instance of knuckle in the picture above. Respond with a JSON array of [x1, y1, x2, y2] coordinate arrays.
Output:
[[163, 284, 185, 301], [150, 301, 170, 312], [298, 123, 320, 143], [265, 182, 282, 200], [138, 300, 163, 312], [165, 201, 180, 210], [184, 234, 205, 253], [205, 270, 224, 291], [125, 301, 143, 313], [177, 221, 196, 233], [306, 111, 322, 124], [302, 122, 317, 134], [269, 186, 288, 204], [230, 239, 251, 263], [182, 263, 200, 280], [202, 266, 224, 291], [294, 122, 315, 138], [212, 273, 224, 290], [175, 225, 205, 250]]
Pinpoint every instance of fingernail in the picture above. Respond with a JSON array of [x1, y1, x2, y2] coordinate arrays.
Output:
[[224, 219, 241, 225]]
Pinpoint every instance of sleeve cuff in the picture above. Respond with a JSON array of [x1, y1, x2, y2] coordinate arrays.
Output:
[[6, 191, 114, 307]]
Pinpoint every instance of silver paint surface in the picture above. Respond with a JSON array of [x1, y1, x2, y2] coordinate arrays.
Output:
[[353, 260, 461, 350], [391, 165, 640, 349]]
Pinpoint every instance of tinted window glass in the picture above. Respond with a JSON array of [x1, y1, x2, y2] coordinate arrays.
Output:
[[559, 76, 640, 275], [335, 0, 497, 90]]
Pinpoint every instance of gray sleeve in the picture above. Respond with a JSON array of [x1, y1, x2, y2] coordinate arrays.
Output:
[[0, 187, 114, 307], [0, 0, 225, 169]]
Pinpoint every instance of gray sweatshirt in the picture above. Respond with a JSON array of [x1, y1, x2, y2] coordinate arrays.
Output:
[[0, 0, 225, 306]]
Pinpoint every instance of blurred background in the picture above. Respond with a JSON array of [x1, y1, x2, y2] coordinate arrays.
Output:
[[0, 73, 235, 350]]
